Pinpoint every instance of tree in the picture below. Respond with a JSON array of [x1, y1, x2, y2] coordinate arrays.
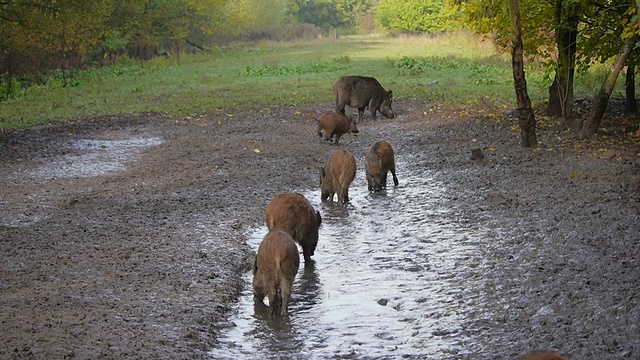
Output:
[[376, 0, 459, 33], [580, 41, 633, 138], [579, 0, 640, 138], [546, 0, 579, 128], [509, 0, 537, 147], [0, 1, 111, 74], [294, 0, 343, 31]]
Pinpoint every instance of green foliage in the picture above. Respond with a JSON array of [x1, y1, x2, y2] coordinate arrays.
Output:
[[0, 78, 29, 101], [394, 56, 509, 84], [461, 0, 555, 59], [0, 33, 629, 129], [243, 61, 348, 76], [376, 0, 460, 33]]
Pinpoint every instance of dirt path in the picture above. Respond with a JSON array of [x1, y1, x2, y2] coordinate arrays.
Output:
[[1, 101, 639, 359]]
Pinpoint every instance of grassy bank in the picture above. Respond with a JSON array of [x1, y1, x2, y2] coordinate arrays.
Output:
[[0, 31, 614, 129]]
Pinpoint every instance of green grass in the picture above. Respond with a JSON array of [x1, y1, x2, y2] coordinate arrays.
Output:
[[0, 31, 624, 129]]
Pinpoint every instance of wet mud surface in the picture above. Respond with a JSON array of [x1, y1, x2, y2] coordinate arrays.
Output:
[[1, 101, 639, 359]]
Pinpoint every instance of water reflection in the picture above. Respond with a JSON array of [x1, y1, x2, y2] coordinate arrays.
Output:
[[212, 162, 488, 359]]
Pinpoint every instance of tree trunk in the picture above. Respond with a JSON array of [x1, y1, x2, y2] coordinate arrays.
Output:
[[509, 0, 537, 148], [580, 41, 633, 139], [625, 52, 637, 114], [547, 0, 578, 126]]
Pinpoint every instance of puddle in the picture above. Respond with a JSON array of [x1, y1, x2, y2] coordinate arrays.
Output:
[[27, 137, 164, 181], [212, 161, 490, 359]]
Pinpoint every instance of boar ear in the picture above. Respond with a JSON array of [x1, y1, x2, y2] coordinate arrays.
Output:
[[387, 90, 393, 100]]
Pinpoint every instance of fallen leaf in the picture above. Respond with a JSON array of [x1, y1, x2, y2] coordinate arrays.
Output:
[[569, 172, 579, 179], [254, 148, 261, 154]]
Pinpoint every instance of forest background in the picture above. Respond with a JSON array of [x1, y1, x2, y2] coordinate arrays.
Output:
[[1, 0, 639, 142]]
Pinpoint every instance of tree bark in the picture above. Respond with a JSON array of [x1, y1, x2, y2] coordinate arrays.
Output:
[[625, 52, 637, 114], [509, 0, 537, 148], [580, 41, 633, 138], [547, 0, 578, 126]]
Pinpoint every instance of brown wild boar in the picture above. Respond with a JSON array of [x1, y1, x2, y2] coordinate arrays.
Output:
[[265, 192, 322, 262], [316, 112, 359, 146], [333, 75, 394, 123], [511, 351, 565, 360], [365, 140, 399, 191], [253, 230, 300, 316], [320, 149, 357, 205]]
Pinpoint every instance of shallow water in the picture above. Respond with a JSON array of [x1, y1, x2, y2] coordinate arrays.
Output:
[[213, 162, 489, 359], [27, 137, 164, 181]]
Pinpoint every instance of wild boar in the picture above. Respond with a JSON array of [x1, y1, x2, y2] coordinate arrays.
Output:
[[253, 230, 300, 316], [316, 112, 359, 146], [511, 351, 565, 360], [333, 75, 395, 123], [265, 192, 322, 262], [365, 140, 399, 191], [320, 149, 357, 205]]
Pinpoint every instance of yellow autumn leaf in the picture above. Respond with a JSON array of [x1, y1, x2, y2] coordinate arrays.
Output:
[[489, 147, 496, 152], [569, 172, 579, 178], [253, 148, 261, 154], [217, 120, 222, 126]]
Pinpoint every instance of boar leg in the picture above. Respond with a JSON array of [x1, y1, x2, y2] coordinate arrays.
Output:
[[339, 190, 349, 205], [335, 96, 345, 115], [253, 278, 266, 303], [279, 283, 292, 316], [334, 133, 342, 145], [268, 286, 282, 316], [357, 108, 365, 123], [391, 169, 399, 186], [302, 246, 313, 262], [369, 104, 378, 121]]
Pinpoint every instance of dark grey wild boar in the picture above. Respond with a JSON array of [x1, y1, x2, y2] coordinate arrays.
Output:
[[265, 192, 322, 262], [320, 149, 357, 205], [365, 140, 399, 191], [253, 230, 300, 316], [333, 75, 395, 123], [316, 112, 359, 146]]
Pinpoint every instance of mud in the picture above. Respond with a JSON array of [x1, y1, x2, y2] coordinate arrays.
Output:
[[1, 101, 639, 359]]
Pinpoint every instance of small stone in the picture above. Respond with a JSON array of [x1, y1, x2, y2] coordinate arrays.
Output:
[[471, 148, 484, 160]]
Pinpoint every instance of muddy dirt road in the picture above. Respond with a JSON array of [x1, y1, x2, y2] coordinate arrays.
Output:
[[1, 101, 639, 359]]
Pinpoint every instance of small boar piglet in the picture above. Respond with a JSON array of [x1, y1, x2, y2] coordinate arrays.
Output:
[[316, 112, 358, 146], [265, 192, 321, 262], [365, 139, 399, 192], [253, 230, 300, 316], [333, 75, 394, 123], [320, 149, 357, 205]]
